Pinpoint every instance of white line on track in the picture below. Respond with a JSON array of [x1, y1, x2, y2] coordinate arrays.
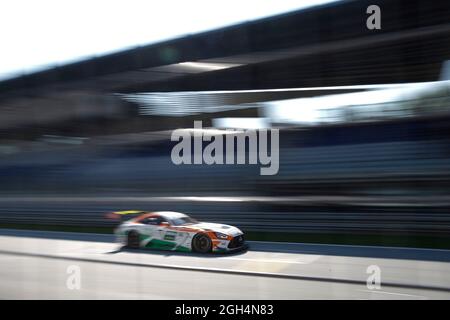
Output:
[[250, 240, 450, 252], [357, 289, 426, 299], [219, 257, 309, 264]]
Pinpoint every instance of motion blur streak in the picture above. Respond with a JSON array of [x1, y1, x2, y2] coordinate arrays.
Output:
[[0, 229, 449, 299], [1, 0, 450, 299]]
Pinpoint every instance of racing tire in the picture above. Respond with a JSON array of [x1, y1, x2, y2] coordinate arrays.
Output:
[[127, 230, 140, 249], [192, 233, 212, 253]]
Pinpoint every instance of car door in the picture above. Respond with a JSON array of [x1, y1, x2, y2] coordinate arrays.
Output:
[[155, 217, 176, 242], [138, 216, 161, 242], [148, 216, 190, 250]]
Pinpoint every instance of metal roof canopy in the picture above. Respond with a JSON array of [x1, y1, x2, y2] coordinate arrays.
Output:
[[0, 0, 450, 100]]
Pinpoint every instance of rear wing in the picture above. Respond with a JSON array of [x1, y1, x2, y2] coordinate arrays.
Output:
[[105, 210, 147, 222]]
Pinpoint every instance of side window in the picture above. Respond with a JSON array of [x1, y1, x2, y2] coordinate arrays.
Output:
[[141, 216, 169, 225], [141, 217, 159, 225], [156, 217, 169, 225]]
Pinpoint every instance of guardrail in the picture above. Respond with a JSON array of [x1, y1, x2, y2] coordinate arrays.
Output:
[[0, 197, 449, 236]]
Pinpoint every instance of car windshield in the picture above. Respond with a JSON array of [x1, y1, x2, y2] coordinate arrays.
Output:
[[170, 216, 198, 226]]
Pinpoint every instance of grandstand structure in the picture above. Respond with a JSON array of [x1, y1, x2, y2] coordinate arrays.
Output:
[[0, 0, 449, 139]]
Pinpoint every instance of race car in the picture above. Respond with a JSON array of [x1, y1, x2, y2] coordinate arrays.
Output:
[[112, 211, 247, 253]]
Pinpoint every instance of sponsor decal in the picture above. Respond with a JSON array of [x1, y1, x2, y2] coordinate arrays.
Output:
[[164, 231, 177, 241]]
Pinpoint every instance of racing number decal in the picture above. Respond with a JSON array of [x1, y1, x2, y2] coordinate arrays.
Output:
[[164, 231, 177, 241]]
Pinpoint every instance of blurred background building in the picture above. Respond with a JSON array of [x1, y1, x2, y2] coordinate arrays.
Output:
[[1, 0, 450, 237]]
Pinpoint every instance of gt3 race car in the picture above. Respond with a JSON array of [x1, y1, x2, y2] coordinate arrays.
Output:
[[113, 211, 247, 253]]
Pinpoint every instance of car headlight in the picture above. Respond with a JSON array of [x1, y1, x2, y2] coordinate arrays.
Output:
[[215, 232, 228, 239]]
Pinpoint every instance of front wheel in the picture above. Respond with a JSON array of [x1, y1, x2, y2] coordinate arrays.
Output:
[[192, 233, 212, 253], [126, 230, 140, 249]]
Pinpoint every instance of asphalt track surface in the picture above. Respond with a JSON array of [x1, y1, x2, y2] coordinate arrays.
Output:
[[0, 229, 449, 299]]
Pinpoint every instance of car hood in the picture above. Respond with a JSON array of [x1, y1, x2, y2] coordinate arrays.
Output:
[[188, 222, 243, 237]]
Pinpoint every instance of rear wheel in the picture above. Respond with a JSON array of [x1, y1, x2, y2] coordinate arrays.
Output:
[[192, 233, 212, 253], [127, 230, 140, 249]]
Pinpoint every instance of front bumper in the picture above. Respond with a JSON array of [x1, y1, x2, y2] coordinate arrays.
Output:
[[226, 242, 249, 253], [227, 234, 245, 249], [213, 234, 247, 253]]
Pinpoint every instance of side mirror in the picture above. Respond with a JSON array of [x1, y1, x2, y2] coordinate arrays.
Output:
[[160, 221, 170, 226]]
